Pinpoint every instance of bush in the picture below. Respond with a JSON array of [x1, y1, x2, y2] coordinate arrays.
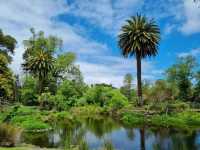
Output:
[[148, 100, 189, 113], [77, 85, 128, 110], [2, 106, 51, 131], [121, 112, 145, 126], [106, 89, 128, 110], [53, 94, 70, 111], [38, 92, 55, 110], [0, 124, 21, 147], [56, 80, 81, 106]]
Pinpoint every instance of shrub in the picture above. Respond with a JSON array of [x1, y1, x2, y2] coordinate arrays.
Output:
[[121, 112, 145, 126], [77, 85, 128, 110], [0, 124, 21, 147], [106, 90, 128, 110], [38, 92, 55, 110]]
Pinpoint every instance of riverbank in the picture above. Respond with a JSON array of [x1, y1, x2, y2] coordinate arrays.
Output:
[[0, 105, 104, 132], [1, 103, 200, 132], [1, 104, 200, 149]]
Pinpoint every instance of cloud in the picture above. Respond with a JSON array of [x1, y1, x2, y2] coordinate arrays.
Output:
[[67, 0, 143, 34], [178, 48, 200, 57], [142, 0, 200, 35], [77, 56, 160, 87], [179, 0, 200, 35], [0, 1, 110, 68]]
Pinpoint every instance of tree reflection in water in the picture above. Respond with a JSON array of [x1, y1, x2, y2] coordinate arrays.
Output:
[[2, 117, 200, 150]]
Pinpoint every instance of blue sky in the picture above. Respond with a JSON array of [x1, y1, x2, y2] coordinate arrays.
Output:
[[0, 0, 200, 87]]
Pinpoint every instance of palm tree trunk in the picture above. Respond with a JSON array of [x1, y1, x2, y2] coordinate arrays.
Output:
[[136, 53, 143, 106], [39, 75, 43, 94]]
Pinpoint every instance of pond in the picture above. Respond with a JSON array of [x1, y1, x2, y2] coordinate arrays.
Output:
[[1, 117, 200, 150]]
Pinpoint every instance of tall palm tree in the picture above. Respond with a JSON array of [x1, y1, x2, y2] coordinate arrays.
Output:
[[118, 14, 160, 105], [23, 50, 54, 94]]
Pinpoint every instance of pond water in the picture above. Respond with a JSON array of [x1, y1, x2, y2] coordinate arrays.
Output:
[[1, 117, 200, 150]]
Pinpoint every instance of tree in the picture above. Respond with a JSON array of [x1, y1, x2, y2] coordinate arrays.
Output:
[[0, 29, 17, 102], [23, 50, 54, 94], [149, 80, 173, 102], [22, 29, 62, 94], [118, 14, 160, 105], [121, 73, 133, 101], [193, 71, 200, 102], [166, 56, 196, 101], [53, 52, 76, 80], [20, 75, 38, 105]]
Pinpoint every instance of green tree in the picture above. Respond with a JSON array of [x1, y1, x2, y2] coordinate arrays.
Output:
[[78, 85, 128, 109], [20, 75, 38, 105], [193, 71, 200, 102], [53, 52, 76, 80], [23, 50, 54, 94], [120, 73, 134, 101], [22, 29, 62, 94], [0, 29, 17, 102], [118, 14, 160, 105], [149, 79, 172, 102], [166, 56, 196, 101]]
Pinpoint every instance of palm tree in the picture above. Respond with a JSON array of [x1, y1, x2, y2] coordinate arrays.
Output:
[[118, 14, 160, 105], [23, 50, 54, 94]]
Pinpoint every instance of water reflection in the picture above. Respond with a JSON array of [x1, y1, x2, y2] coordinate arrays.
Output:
[[1, 117, 200, 150]]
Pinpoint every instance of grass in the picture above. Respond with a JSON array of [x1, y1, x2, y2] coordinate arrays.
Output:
[[0, 105, 52, 131], [119, 109, 200, 130], [70, 105, 104, 116]]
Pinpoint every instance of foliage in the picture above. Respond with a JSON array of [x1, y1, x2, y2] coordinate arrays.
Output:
[[120, 108, 200, 129], [193, 71, 200, 102], [0, 29, 17, 102], [20, 76, 38, 105], [106, 89, 129, 110], [22, 29, 62, 94], [120, 73, 135, 101], [147, 100, 190, 114], [70, 106, 103, 117], [53, 52, 76, 80], [144, 80, 173, 103], [37, 79, 86, 111], [10, 106, 50, 130], [38, 92, 55, 110], [166, 56, 196, 101], [0, 124, 21, 147], [121, 112, 145, 126], [77, 85, 128, 110]]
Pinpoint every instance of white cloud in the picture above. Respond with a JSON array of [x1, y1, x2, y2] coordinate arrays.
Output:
[[142, 0, 200, 35], [0, 1, 109, 67], [77, 56, 159, 87], [178, 48, 200, 57], [67, 0, 143, 34], [179, 0, 200, 35]]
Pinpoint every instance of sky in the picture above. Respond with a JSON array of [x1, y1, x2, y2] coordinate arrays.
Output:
[[0, 0, 200, 87]]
